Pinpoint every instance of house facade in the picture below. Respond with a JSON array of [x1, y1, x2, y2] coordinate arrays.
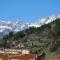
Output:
[[0, 49, 46, 60]]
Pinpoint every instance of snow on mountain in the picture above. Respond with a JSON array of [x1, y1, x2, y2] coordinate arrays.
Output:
[[28, 23, 41, 28], [0, 20, 30, 38], [30, 14, 60, 28], [0, 14, 60, 38], [0, 21, 29, 33]]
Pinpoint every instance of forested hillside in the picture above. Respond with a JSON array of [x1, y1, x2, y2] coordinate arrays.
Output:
[[0, 18, 60, 56]]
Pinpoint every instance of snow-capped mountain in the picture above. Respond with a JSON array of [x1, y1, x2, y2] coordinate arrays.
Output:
[[0, 21, 29, 38], [0, 21, 29, 32], [30, 14, 60, 27], [0, 14, 60, 38]]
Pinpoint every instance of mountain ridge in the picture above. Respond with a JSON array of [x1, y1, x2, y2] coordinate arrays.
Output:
[[0, 17, 60, 51], [0, 14, 60, 38]]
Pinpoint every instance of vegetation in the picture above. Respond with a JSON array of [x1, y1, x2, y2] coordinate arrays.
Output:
[[0, 18, 60, 56]]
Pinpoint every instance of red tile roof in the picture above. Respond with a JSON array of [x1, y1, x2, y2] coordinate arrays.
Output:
[[0, 53, 9, 60], [10, 54, 37, 60], [0, 53, 37, 60]]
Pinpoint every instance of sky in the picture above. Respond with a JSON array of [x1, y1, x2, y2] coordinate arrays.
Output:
[[0, 0, 60, 23]]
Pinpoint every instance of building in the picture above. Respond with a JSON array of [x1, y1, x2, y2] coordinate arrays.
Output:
[[0, 49, 46, 60], [10, 54, 37, 60], [0, 53, 8, 60], [0, 53, 37, 60]]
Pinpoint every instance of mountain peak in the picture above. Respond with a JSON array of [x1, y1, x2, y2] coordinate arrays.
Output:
[[30, 14, 60, 28]]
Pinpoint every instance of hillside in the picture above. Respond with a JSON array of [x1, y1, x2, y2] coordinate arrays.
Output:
[[0, 18, 60, 55]]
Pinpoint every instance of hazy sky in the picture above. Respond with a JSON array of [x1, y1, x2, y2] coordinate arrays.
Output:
[[0, 0, 60, 23]]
